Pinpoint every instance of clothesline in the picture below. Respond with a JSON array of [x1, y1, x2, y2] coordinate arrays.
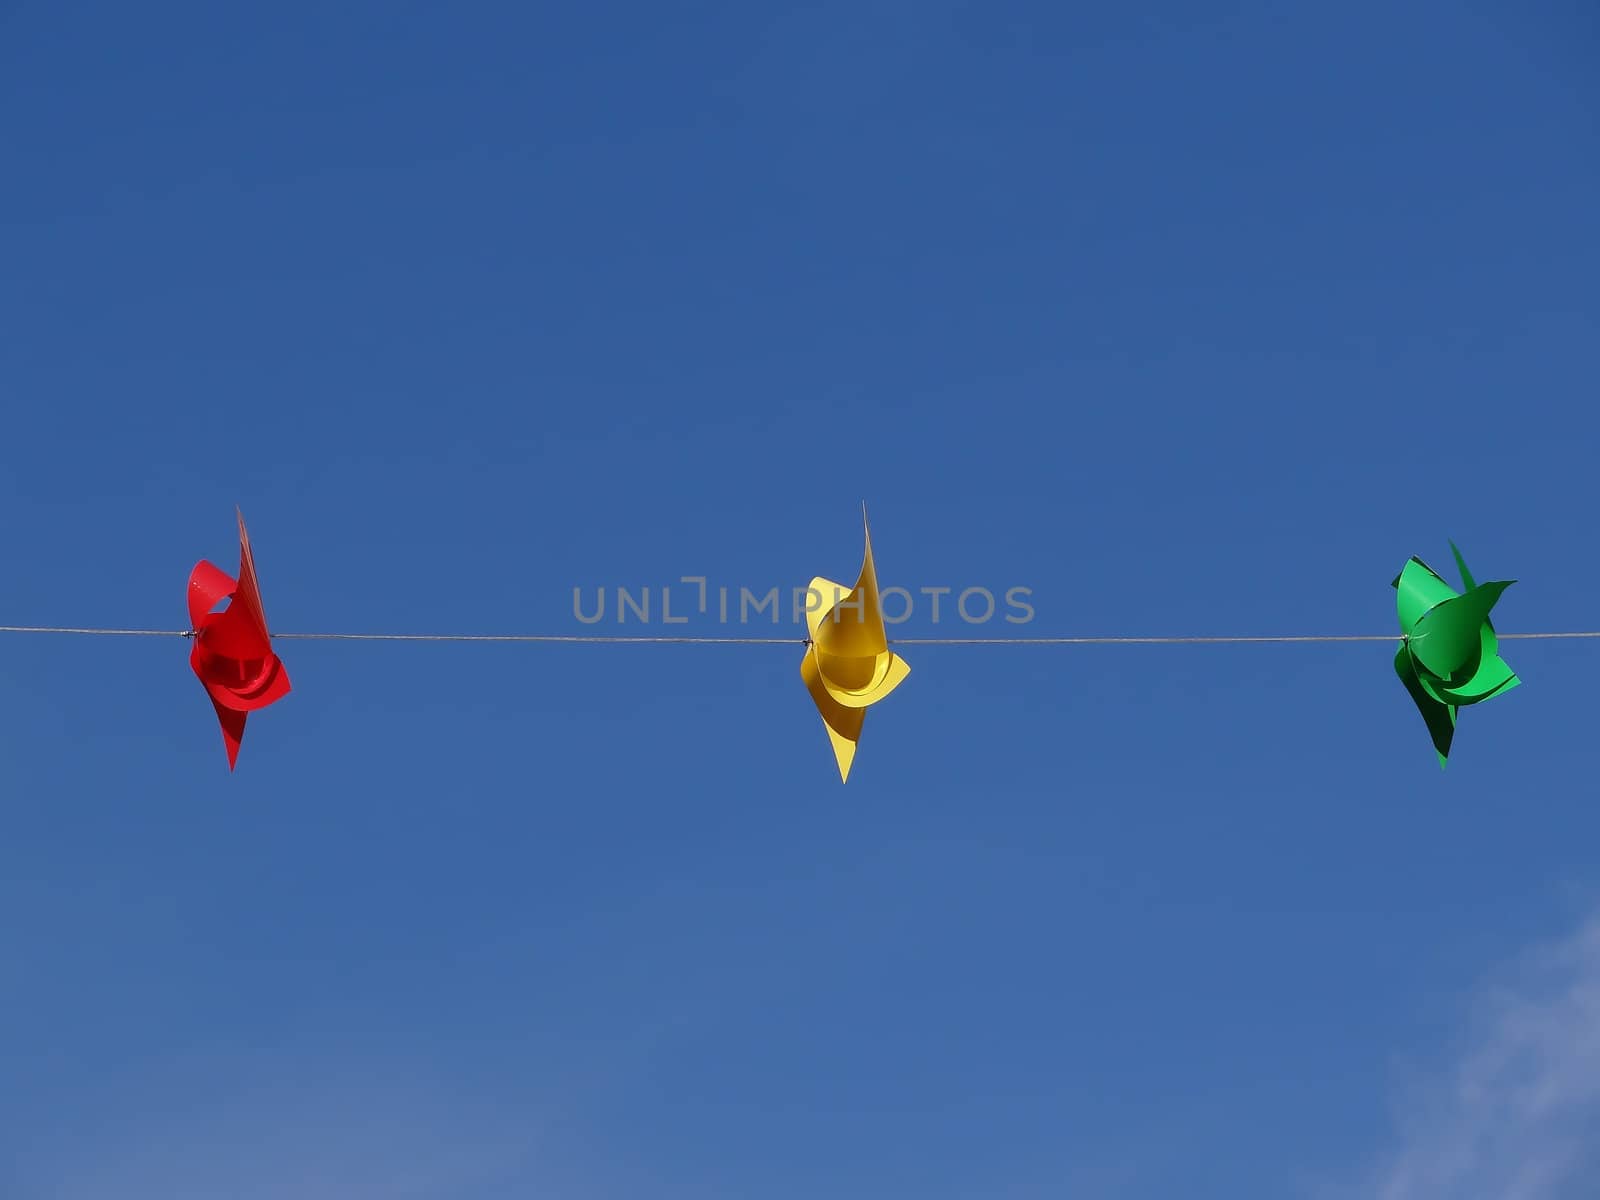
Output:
[[2, 625, 1598, 645]]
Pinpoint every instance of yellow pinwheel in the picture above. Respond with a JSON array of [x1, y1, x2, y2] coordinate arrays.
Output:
[[800, 509, 911, 781]]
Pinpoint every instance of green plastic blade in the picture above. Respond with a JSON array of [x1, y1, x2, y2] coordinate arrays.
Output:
[[1449, 540, 1477, 592], [1408, 580, 1514, 681], [1395, 644, 1457, 767], [1394, 557, 1459, 635], [1435, 624, 1520, 704], [1439, 665, 1520, 705], [1413, 652, 1520, 707]]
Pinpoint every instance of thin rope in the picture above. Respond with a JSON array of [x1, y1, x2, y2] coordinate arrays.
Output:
[[0, 627, 801, 643], [892, 632, 1600, 645], [0, 626, 191, 637], [3, 626, 1599, 644], [894, 634, 1396, 645], [274, 632, 803, 644]]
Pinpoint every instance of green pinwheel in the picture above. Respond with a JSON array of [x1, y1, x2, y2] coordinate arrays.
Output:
[[1392, 542, 1519, 767]]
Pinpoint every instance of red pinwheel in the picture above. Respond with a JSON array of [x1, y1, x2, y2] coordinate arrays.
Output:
[[188, 509, 291, 768]]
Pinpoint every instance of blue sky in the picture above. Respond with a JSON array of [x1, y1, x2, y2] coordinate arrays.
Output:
[[2, 2, 1597, 1197]]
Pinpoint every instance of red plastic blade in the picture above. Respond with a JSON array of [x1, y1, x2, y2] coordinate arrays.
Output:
[[188, 560, 237, 631], [211, 696, 247, 770], [232, 508, 271, 640]]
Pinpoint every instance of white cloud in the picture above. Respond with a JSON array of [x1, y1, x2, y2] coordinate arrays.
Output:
[[1364, 913, 1600, 1200], [18, 1051, 544, 1200]]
